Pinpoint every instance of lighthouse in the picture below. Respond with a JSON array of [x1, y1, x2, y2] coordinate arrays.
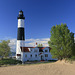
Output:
[[16, 10, 25, 60], [16, 10, 52, 62]]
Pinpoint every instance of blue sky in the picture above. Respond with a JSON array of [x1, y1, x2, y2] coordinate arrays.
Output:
[[0, 0, 75, 40]]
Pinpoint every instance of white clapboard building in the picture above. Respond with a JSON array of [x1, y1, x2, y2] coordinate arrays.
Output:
[[16, 10, 52, 62]]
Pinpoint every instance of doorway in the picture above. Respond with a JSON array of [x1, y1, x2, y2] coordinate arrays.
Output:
[[41, 55, 44, 60]]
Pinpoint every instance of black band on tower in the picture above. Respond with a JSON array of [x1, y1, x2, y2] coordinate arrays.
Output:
[[17, 28, 25, 40]]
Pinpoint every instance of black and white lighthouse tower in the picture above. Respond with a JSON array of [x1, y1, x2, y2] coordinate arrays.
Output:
[[16, 10, 25, 60]]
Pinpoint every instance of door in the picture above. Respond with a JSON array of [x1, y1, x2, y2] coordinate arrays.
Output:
[[41, 55, 43, 60]]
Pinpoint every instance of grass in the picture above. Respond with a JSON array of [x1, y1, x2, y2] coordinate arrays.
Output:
[[0, 58, 22, 66], [64, 56, 75, 62], [64, 56, 75, 64], [0, 58, 57, 67], [23, 60, 57, 65]]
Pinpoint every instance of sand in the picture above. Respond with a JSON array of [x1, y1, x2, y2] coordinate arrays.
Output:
[[0, 60, 75, 75]]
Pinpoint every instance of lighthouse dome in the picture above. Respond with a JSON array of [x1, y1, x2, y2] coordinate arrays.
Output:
[[17, 10, 25, 19]]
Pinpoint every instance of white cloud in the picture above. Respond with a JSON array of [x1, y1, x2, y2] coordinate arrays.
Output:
[[9, 38, 50, 52], [9, 39, 16, 52]]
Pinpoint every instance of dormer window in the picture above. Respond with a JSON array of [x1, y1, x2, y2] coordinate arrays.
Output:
[[45, 50, 48, 52]]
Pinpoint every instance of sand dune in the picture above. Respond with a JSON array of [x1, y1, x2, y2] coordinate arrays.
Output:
[[0, 60, 75, 75]]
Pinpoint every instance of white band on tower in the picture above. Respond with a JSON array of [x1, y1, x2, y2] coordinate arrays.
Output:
[[18, 19, 24, 28]]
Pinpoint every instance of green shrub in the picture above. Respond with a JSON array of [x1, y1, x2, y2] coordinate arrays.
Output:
[[0, 58, 22, 65]]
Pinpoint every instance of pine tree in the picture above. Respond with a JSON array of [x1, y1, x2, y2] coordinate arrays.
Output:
[[38, 44, 43, 47]]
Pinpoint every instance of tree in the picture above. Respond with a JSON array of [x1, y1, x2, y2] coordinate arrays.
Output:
[[0, 40, 11, 58], [38, 44, 43, 47], [48, 23, 75, 60]]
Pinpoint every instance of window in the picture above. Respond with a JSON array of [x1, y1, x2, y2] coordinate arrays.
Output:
[[45, 54, 48, 57], [45, 50, 48, 52], [35, 54, 37, 57], [25, 54, 27, 57], [30, 54, 32, 57], [34, 50, 37, 52]]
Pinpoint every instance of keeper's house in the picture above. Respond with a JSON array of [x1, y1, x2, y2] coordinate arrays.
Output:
[[17, 46, 52, 62]]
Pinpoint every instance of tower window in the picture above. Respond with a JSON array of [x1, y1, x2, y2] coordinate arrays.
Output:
[[19, 12, 22, 15]]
